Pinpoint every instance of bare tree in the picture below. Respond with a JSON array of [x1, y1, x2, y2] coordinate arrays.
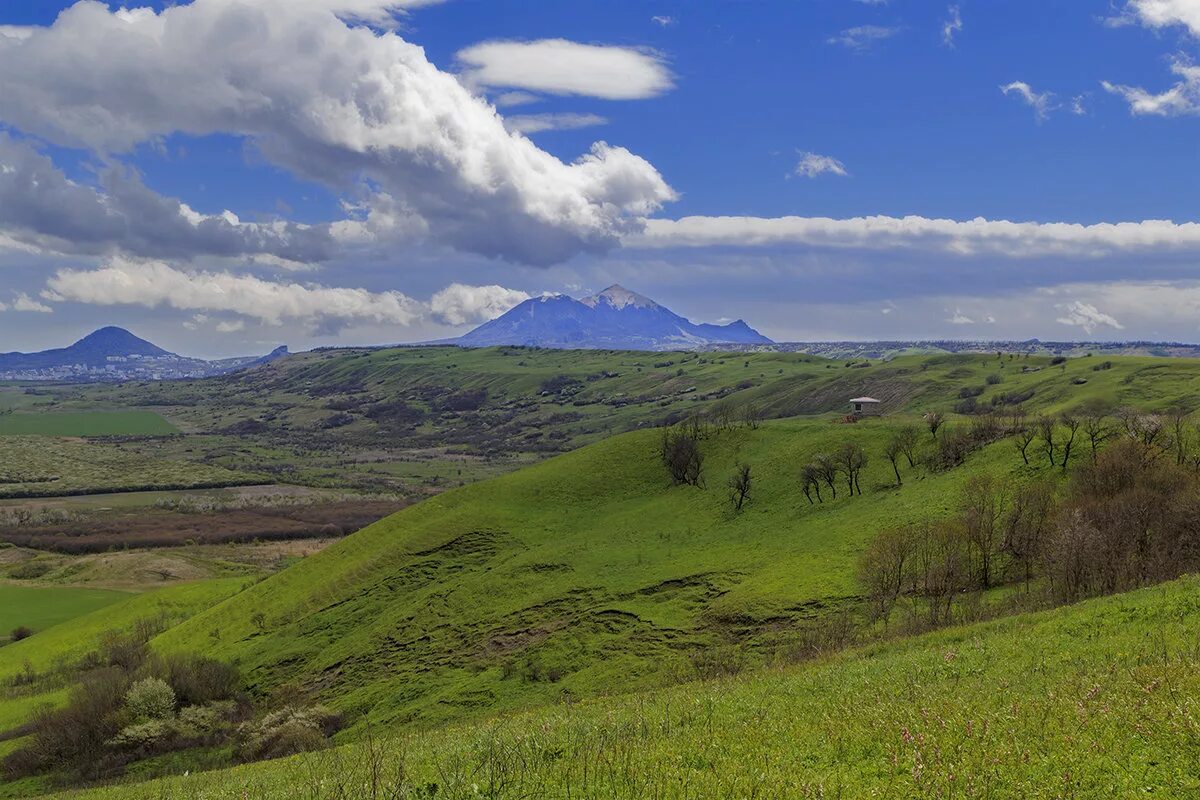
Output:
[[728, 463, 752, 512], [1059, 413, 1081, 473], [925, 411, 945, 440], [814, 453, 840, 500], [883, 435, 905, 484], [1037, 416, 1056, 466], [858, 525, 916, 624], [800, 463, 823, 503], [839, 442, 868, 496], [1081, 409, 1112, 463], [895, 425, 919, 467], [1014, 424, 1036, 465], [740, 403, 764, 430], [1168, 407, 1191, 466], [960, 473, 1006, 589], [1002, 480, 1055, 590], [660, 429, 704, 486]]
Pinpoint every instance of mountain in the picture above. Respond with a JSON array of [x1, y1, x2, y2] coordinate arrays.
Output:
[[454, 284, 773, 350], [0, 327, 287, 382]]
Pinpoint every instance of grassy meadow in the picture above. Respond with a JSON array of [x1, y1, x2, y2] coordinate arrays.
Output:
[[55, 574, 1200, 799], [0, 412, 175, 437], [0, 585, 130, 639]]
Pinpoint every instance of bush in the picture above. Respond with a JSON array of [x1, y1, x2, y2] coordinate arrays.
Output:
[[125, 677, 176, 721], [958, 386, 984, 399], [159, 654, 240, 707], [1050, 356, 1067, 365], [985, 373, 1003, 385], [235, 706, 342, 762], [9, 625, 33, 642]]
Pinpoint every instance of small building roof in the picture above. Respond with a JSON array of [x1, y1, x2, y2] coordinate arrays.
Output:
[[849, 396, 881, 403]]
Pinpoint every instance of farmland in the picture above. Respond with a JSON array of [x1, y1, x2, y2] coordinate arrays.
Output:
[[0, 585, 130, 640]]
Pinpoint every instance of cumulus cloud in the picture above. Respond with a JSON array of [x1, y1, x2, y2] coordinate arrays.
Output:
[[0, 134, 333, 263], [43, 258, 424, 329], [946, 308, 974, 324], [942, 5, 963, 47], [1000, 81, 1056, 121], [827, 25, 900, 50], [11, 293, 51, 313], [651, 16, 676, 27], [505, 113, 609, 134], [629, 214, 1200, 257], [1055, 301, 1124, 334], [1117, 0, 1200, 35], [430, 283, 531, 325], [0, 1, 675, 266], [794, 152, 849, 179], [456, 39, 674, 100], [1103, 59, 1200, 116]]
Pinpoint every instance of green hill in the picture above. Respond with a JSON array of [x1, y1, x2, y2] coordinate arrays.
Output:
[[61, 573, 1200, 799], [145, 415, 1025, 732]]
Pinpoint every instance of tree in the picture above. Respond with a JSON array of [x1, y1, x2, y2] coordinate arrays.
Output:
[[814, 453, 840, 499], [660, 429, 704, 486], [1081, 408, 1112, 462], [1014, 424, 1036, 465], [883, 435, 905, 484], [740, 403, 764, 430], [839, 442, 868, 496], [895, 425, 919, 467], [1168, 408, 1191, 466], [960, 473, 1006, 589], [1059, 413, 1081, 473], [925, 411, 945, 440], [1037, 416, 1056, 466], [1002, 480, 1054, 590], [800, 463, 822, 504], [858, 525, 916, 624], [911, 520, 970, 626], [728, 463, 752, 512]]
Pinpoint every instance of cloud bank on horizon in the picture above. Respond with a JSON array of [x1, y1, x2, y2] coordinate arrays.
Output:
[[0, 0, 1199, 354]]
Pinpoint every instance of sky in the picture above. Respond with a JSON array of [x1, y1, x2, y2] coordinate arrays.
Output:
[[2, 0, 1200, 357]]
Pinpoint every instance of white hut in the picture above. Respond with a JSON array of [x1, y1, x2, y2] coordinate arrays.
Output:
[[849, 396, 882, 417]]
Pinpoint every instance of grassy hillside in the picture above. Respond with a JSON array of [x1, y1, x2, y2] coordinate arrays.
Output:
[[62, 573, 1200, 799], [141, 415, 1031, 734], [0, 412, 175, 437], [0, 585, 130, 638]]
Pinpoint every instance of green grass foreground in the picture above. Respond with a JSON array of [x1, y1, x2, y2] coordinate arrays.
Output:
[[58, 574, 1200, 799]]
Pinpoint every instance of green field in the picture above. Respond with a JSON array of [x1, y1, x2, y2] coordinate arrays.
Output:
[[58, 575, 1200, 799], [0, 584, 130, 637], [0, 411, 176, 437]]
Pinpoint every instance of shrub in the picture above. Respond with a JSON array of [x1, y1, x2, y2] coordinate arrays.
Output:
[[9, 625, 33, 641], [1050, 356, 1067, 365], [958, 386, 984, 399], [109, 719, 172, 751], [125, 677, 176, 721], [235, 706, 342, 762], [985, 373, 1003, 385], [159, 654, 241, 707]]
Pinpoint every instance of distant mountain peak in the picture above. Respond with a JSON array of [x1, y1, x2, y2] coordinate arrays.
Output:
[[455, 285, 772, 351], [581, 284, 659, 311], [72, 326, 169, 357]]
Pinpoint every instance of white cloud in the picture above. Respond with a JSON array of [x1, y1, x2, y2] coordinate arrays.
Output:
[[827, 25, 900, 50], [1103, 59, 1200, 116], [0, 2, 675, 266], [505, 113, 609, 134], [430, 283, 531, 325], [11, 292, 51, 313], [651, 15, 676, 27], [1070, 94, 1089, 115], [942, 5, 963, 47], [1117, 0, 1200, 35], [43, 258, 424, 329], [1055, 301, 1124, 334], [492, 91, 540, 108], [947, 308, 974, 324], [1000, 81, 1056, 121], [628, 214, 1200, 257], [456, 39, 674, 100], [794, 152, 849, 179], [0, 134, 332, 263], [216, 319, 246, 333]]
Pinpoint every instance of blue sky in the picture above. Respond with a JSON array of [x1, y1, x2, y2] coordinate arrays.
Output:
[[1, 0, 1199, 356]]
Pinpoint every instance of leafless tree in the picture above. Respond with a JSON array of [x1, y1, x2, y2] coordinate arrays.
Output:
[[1168, 407, 1191, 466], [1081, 409, 1112, 462], [814, 453, 840, 499], [883, 435, 905, 484], [1037, 416, 1056, 466], [839, 442, 868, 496], [1002, 480, 1055, 590], [960, 473, 1006, 589], [1014, 424, 1036, 465], [728, 463, 752, 512], [1059, 413, 1081, 473], [740, 403, 764, 430], [660, 429, 704, 486], [895, 425, 919, 467], [858, 525, 916, 624], [800, 464, 822, 504]]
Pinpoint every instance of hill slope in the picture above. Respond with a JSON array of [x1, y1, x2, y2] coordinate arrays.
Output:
[[146, 415, 1025, 732], [455, 285, 772, 349], [66, 574, 1200, 798]]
